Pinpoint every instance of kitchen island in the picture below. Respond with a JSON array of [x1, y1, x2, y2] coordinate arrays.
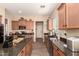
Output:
[[0, 37, 33, 56]]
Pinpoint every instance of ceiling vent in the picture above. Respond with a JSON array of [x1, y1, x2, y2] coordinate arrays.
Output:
[[40, 5, 45, 8]]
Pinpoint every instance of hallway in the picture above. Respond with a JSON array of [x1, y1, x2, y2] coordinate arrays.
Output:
[[31, 41, 49, 56]]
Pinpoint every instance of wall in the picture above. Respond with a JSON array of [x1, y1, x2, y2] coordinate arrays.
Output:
[[0, 7, 5, 24], [50, 7, 69, 38], [5, 10, 13, 35], [50, 10, 64, 38]]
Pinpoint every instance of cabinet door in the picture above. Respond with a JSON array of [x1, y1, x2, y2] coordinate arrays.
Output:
[[66, 3, 79, 28], [25, 40, 32, 56], [53, 45, 58, 56], [26, 21, 34, 30], [57, 49, 65, 56], [19, 20, 26, 26], [53, 45, 65, 56], [26, 21, 30, 30], [18, 47, 25, 56], [58, 4, 66, 29], [30, 21, 34, 30], [12, 21, 19, 30]]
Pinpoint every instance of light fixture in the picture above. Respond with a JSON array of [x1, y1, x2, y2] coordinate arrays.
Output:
[[18, 10, 22, 14]]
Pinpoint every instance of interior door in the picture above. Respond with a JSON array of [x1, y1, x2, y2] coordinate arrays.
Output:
[[36, 22, 43, 39]]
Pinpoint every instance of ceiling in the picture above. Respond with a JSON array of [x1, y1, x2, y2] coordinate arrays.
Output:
[[0, 3, 58, 16]]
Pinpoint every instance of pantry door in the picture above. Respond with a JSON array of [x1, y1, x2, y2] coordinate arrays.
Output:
[[36, 22, 43, 42]]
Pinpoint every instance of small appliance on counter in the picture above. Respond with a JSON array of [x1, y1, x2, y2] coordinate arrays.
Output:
[[3, 35, 13, 48], [67, 36, 79, 51]]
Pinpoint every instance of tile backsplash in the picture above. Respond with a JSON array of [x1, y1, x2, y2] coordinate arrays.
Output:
[[57, 29, 79, 38], [66, 29, 79, 37]]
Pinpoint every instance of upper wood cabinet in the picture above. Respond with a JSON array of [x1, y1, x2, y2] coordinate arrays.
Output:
[[26, 20, 34, 30], [29, 20, 34, 30], [66, 3, 79, 28], [19, 19, 26, 26], [58, 3, 79, 29], [47, 19, 53, 30], [12, 19, 34, 30], [12, 21, 19, 30], [58, 4, 66, 29]]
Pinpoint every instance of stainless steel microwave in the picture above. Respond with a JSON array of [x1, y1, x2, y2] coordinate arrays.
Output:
[[67, 37, 79, 51]]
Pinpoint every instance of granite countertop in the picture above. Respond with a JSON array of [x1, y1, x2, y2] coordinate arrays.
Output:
[[0, 38, 31, 56], [51, 39, 79, 56]]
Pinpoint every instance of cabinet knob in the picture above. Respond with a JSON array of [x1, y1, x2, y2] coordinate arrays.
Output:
[[63, 25, 67, 27]]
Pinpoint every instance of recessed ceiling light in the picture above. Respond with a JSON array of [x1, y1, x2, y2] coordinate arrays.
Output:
[[18, 10, 22, 14]]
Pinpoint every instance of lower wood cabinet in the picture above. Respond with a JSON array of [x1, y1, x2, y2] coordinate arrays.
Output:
[[17, 39, 32, 56], [17, 47, 26, 56], [53, 44, 65, 56], [25, 40, 32, 56]]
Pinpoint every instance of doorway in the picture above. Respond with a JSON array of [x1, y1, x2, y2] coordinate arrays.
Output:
[[36, 21, 43, 42]]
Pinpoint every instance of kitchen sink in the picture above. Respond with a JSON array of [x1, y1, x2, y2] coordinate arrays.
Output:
[[60, 37, 67, 44]]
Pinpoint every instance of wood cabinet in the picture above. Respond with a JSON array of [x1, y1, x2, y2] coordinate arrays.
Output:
[[58, 3, 79, 29], [25, 39, 32, 56], [18, 47, 26, 56], [47, 19, 53, 30], [19, 20, 26, 26], [66, 3, 79, 28], [58, 4, 66, 29], [12, 19, 34, 30], [29, 21, 34, 30], [12, 21, 19, 30], [26, 20, 34, 30], [44, 35, 49, 49], [53, 44, 65, 56], [18, 39, 33, 56]]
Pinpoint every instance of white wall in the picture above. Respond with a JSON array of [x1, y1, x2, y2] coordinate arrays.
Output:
[[5, 10, 13, 35], [0, 7, 5, 24]]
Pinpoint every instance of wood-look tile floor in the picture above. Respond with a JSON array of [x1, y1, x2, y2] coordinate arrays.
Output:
[[31, 41, 49, 56]]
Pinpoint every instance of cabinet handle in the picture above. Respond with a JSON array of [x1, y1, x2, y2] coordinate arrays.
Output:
[[65, 25, 67, 27], [63, 25, 67, 27], [57, 48, 59, 51]]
